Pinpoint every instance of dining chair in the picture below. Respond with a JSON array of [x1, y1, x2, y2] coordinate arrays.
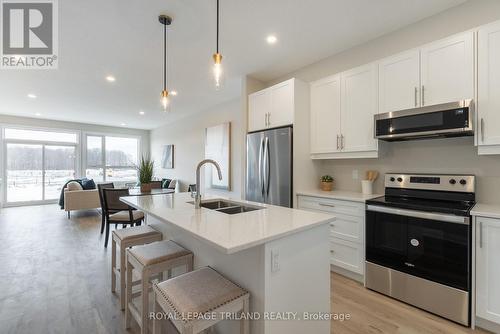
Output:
[[103, 188, 144, 248], [150, 181, 162, 189], [97, 182, 115, 234]]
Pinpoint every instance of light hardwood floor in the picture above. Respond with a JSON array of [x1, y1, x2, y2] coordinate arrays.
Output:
[[0, 204, 491, 334]]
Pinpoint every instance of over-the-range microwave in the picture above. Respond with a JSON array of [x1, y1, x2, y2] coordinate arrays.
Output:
[[374, 99, 474, 141]]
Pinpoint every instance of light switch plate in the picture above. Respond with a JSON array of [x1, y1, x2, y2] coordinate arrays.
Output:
[[352, 170, 359, 180]]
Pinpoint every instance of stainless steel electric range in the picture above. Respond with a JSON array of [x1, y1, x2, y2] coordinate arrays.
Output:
[[365, 173, 476, 326]]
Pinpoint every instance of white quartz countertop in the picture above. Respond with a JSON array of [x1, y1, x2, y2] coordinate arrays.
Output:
[[471, 203, 500, 219], [296, 189, 382, 203], [121, 192, 335, 254]]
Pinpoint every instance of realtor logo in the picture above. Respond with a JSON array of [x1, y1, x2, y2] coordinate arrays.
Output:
[[1, 0, 58, 69]]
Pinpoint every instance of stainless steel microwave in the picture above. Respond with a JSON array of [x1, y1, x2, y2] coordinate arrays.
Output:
[[374, 99, 474, 141]]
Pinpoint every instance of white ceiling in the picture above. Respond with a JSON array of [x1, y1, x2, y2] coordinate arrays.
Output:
[[0, 0, 467, 129]]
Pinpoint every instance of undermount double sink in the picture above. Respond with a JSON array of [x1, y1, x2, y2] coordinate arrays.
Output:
[[188, 199, 264, 215]]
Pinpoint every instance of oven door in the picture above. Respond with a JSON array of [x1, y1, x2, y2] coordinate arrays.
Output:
[[366, 205, 470, 291]]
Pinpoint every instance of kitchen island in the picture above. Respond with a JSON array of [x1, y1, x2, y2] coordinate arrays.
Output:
[[121, 192, 335, 334]]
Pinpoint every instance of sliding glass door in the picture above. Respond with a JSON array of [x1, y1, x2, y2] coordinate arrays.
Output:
[[4, 127, 78, 205]]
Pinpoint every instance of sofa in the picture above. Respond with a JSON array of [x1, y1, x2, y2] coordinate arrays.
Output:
[[64, 181, 100, 218]]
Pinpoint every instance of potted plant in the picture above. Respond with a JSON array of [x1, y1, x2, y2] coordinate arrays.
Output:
[[137, 156, 154, 192], [320, 175, 334, 191]]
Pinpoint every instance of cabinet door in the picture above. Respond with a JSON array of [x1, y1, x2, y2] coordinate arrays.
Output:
[[310, 75, 341, 153], [476, 217, 500, 324], [269, 79, 294, 128], [379, 50, 420, 113], [341, 63, 378, 152], [248, 90, 271, 132], [478, 21, 500, 146], [420, 32, 474, 106]]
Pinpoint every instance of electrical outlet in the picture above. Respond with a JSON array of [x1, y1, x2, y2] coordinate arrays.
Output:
[[352, 169, 359, 180], [271, 249, 280, 272]]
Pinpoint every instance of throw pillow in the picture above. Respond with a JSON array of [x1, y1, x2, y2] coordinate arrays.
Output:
[[81, 179, 96, 190], [167, 179, 177, 189], [67, 181, 83, 191]]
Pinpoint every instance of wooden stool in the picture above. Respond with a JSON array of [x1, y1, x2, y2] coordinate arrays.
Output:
[[152, 267, 250, 334], [112, 225, 162, 310], [126, 240, 194, 334]]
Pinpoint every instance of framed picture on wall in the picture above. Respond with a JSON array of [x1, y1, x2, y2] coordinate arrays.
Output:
[[161, 144, 174, 169], [204, 122, 231, 190]]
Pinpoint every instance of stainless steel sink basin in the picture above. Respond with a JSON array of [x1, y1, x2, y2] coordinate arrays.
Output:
[[188, 199, 264, 215]]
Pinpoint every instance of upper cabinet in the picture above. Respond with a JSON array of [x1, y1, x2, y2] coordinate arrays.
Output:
[[478, 21, 500, 154], [310, 75, 341, 154], [248, 78, 297, 132], [341, 63, 378, 153], [310, 63, 378, 159], [420, 32, 474, 106], [379, 50, 420, 113]]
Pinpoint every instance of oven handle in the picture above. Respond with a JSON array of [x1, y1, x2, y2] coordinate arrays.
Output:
[[367, 205, 470, 225]]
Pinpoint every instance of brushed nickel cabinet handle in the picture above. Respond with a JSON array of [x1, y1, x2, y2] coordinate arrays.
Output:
[[479, 221, 483, 248], [341, 135, 345, 150], [268, 113, 271, 126], [414, 87, 418, 107], [481, 118, 485, 143], [336, 135, 339, 150], [319, 203, 336, 208], [421, 85, 425, 106]]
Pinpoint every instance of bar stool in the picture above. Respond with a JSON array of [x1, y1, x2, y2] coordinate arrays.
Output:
[[112, 225, 162, 310], [126, 240, 194, 334], [152, 267, 250, 334]]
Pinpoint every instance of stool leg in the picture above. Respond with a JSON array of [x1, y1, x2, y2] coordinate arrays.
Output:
[[152, 292, 160, 334], [187, 255, 194, 272], [111, 239, 116, 293], [141, 271, 150, 334], [125, 256, 133, 329], [120, 245, 126, 310], [241, 296, 249, 334]]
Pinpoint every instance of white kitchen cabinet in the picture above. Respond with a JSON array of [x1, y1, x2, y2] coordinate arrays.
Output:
[[341, 62, 379, 153], [248, 78, 298, 132], [310, 75, 341, 154], [476, 216, 500, 325], [379, 50, 421, 113], [297, 195, 365, 280], [420, 31, 474, 106], [478, 21, 500, 154], [248, 90, 271, 132]]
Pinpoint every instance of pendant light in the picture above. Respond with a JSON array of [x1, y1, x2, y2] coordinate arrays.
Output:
[[213, 0, 223, 89], [159, 15, 172, 111]]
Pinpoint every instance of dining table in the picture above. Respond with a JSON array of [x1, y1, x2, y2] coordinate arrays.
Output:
[[126, 188, 175, 196]]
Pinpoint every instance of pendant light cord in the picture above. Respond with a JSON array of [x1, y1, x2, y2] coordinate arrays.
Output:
[[216, 0, 219, 53], [163, 22, 167, 91]]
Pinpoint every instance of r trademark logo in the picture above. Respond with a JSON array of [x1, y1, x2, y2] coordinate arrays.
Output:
[[1, 0, 58, 69]]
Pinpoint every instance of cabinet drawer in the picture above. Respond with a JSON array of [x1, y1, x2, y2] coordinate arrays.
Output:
[[330, 238, 364, 275], [330, 213, 364, 243], [298, 196, 365, 217]]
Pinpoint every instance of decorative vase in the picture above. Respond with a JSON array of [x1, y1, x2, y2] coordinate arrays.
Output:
[[320, 181, 333, 191], [140, 183, 152, 193]]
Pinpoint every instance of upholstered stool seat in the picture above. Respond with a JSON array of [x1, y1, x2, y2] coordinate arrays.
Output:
[[126, 240, 194, 334], [111, 226, 162, 311], [110, 210, 145, 221], [152, 267, 250, 334]]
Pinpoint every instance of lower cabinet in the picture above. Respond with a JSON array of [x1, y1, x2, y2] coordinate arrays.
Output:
[[298, 195, 365, 279], [476, 216, 500, 326]]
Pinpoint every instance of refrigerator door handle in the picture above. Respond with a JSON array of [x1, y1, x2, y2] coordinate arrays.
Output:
[[264, 137, 271, 198], [258, 137, 265, 198]]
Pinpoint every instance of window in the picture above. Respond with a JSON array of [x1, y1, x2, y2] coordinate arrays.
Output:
[[85, 135, 139, 182], [4, 127, 77, 203]]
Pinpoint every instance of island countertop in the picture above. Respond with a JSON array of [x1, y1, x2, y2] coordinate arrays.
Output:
[[121, 192, 335, 254]]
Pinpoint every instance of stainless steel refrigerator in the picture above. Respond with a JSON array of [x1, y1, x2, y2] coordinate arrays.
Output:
[[246, 126, 292, 207]]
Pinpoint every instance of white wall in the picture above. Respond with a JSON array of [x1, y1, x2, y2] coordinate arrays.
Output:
[[150, 98, 243, 197], [265, 0, 500, 204]]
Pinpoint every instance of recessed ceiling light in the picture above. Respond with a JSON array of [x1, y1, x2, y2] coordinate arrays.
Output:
[[120, 122, 126, 126], [106, 75, 116, 82], [27, 93, 37, 99], [139, 111, 145, 115], [35, 112, 41, 116], [170, 90, 178, 96], [266, 35, 278, 44]]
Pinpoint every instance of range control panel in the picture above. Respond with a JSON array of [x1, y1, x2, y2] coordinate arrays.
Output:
[[385, 174, 475, 193]]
